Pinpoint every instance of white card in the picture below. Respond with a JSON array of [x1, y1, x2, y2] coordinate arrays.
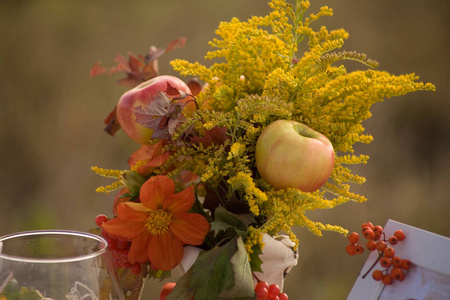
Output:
[[347, 219, 450, 300]]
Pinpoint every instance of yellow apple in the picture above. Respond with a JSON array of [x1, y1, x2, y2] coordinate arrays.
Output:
[[255, 120, 334, 192]]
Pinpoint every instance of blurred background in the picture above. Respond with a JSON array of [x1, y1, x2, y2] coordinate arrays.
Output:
[[1, 0, 449, 299]]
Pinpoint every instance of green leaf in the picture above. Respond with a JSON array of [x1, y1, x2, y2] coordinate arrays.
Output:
[[190, 237, 254, 300], [218, 237, 255, 299], [166, 267, 195, 300], [191, 239, 236, 299], [248, 243, 263, 273], [214, 207, 246, 230]]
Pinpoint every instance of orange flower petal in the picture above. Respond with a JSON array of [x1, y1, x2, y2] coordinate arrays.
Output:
[[139, 176, 175, 210], [147, 232, 184, 271], [116, 202, 149, 222], [137, 151, 171, 176], [163, 186, 195, 215], [128, 231, 151, 264], [169, 213, 211, 245], [102, 218, 145, 240]]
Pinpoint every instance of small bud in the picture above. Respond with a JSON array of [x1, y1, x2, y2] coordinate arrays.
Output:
[[119, 170, 146, 195]]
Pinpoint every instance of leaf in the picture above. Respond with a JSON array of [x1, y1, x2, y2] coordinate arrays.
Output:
[[190, 237, 254, 300], [90, 38, 186, 87], [248, 243, 263, 273], [165, 82, 190, 100], [190, 239, 237, 299], [166, 267, 195, 300], [190, 126, 228, 148], [103, 106, 121, 136], [218, 237, 255, 299], [213, 206, 246, 231], [133, 91, 186, 140], [187, 78, 203, 96]]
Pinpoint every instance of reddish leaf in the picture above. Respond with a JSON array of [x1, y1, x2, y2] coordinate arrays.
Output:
[[133, 91, 186, 140], [90, 38, 186, 87], [103, 106, 121, 136], [90, 62, 108, 77], [187, 78, 203, 96], [190, 126, 228, 148]]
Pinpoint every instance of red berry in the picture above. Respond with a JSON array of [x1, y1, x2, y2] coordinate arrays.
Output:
[[95, 214, 109, 227], [372, 269, 383, 281], [394, 230, 406, 241], [268, 284, 280, 298], [401, 259, 412, 270], [388, 235, 398, 245], [382, 274, 393, 285], [279, 293, 288, 300], [367, 240, 377, 251], [348, 232, 360, 244], [392, 256, 402, 267], [380, 257, 392, 268], [130, 263, 142, 275], [346, 243, 357, 256], [363, 229, 375, 240], [355, 244, 364, 255], [255, 281, 269, 297], [391, 267, 405, 281], [384, 247, 395, 258], [376, 240, 387, 252]]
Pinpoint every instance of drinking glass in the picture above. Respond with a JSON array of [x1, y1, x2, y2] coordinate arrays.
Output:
[[0, 230, 124, 300]]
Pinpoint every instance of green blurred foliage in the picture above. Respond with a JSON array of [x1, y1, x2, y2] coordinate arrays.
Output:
[[1, 1, 449, 299]]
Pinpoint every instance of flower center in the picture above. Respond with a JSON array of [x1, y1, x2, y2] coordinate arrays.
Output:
[[145, 209, 173, 235]]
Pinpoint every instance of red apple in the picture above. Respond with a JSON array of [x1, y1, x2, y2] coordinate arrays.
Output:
[[116, 75, 194, 144], [255, 120, 334, 192]]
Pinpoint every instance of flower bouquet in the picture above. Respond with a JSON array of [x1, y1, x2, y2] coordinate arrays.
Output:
[[90, 0, 434, 299]]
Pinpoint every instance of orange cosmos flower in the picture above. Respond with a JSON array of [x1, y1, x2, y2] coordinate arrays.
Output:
[[128, 140, 170, 177], [102, 175, 210, 271]]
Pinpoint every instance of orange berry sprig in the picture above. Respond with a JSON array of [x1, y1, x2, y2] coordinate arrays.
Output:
[[345, 222, 412, 285]]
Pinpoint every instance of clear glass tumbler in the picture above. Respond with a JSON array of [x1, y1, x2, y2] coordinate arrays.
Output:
[[0, 230, 124, 300]]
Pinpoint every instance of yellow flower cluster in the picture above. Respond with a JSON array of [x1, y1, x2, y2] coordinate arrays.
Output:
[[91, 166, 124, 193], [170, 0, 435, 243]]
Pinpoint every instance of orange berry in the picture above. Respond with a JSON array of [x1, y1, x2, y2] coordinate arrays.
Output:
[[394, 230, 405, 241], [362, 222, 375, 230], [348, 232, 360, 244], [388, 235, 398, 245], [382, 274, 393, 285], [372, 269, 383, 281], [392, 256, 402, 267], [391, 267, 405, 281], [363, 229, 375, 240], [373, 225, 383, 236], [346, 243, 357, 256], [401, 259, 412, 270], [355, 244, 364, 255], [367, 240, 377, 251], [380, 257, 392, 268], [384, 247, 395, 258], [376, 240, 387, 252]]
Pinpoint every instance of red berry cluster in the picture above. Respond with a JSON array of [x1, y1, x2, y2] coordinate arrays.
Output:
[[346, 222, 412, 285], [255, 281, 288, 300], [95, 214, 142, 275]]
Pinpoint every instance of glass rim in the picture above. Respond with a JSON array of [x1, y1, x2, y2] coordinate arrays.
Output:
[[0, 229, 108, 263]]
